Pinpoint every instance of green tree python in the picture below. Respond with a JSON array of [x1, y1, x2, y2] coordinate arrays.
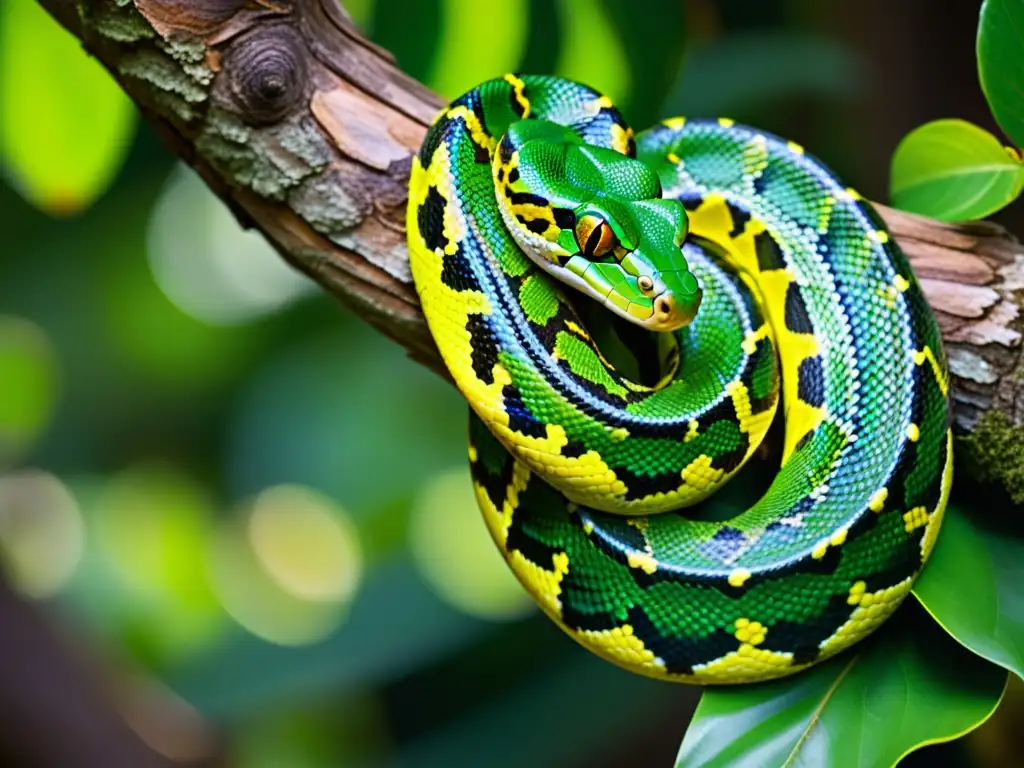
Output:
[[406, 75, 953, 684]]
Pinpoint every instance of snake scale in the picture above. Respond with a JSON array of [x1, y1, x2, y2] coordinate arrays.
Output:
[[407, 75, 953, 684]]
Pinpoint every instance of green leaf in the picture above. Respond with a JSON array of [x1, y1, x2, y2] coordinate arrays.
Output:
[[913, 503, 1024, 680], [890, 119, 1024, 221], [676, 610, 1007, 768], [978, 0, 1024, 147], [426, 0, 529, 99], [555, 0, 631, 105], [893, 118, 1024, 219], [0, 0, 136, 215], [0, 316, 58, 464], [596, 0, 684, 123]]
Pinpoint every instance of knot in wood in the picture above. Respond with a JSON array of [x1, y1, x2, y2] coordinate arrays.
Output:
[[226, 25, 307, 124]]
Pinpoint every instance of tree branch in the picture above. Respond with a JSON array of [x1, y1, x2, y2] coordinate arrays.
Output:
[[38, 0, 1024, 495]]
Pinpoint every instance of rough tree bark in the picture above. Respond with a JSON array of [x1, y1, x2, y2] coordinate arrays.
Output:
[[36, 0, 1024, 499]]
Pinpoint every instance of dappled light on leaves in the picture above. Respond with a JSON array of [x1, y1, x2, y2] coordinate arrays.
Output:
[[0, 316, 58, 464], [0, 469, 84, 599], [554, 0, 631, 106], [247, 485, 363, 603], [231, 696, 390, 768], [225, 325, 465, 511], [426, 0, 528, 99], [0, 0, 136, 214], [210, 485, 363, 646], [147, 163, 316, 326], [91, 465, 225, 664], [409, 467, 534, 621]]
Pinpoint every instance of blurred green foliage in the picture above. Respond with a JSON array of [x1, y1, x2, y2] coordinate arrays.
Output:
[[0, 0, 1020, 766]]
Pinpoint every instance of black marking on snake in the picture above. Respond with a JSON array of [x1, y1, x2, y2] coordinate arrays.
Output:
[[510, 191, 549, 208], [795, 428, 816, 452], [558, 584, 621, 633], [551, 354, 637, 408], [678, 191, 704, 212], [882, 448, 913, 517], [509, 83, 528, 117], [439, 243, 482, 293], [471, 137, 490, 165], [505, 520, 564, 580], [419, 119, 446, 166], [699, 393, 741, 431], [894, 368, 947, 516], [800, 544, 844, 575], [508, 167, 520, 184], [470, 440, 517, 516], [844, 502, 881, 540], [466, 90, 489, 136], [552, 207, 576, 230], [726, 204, 752, 239], [696, 399, 749, 475], [465, 314, 500, 385], [642, 620, 744, 676], [517, 216, 550, 236], [711, 440, 751, 476], [561, 440, 589, 459], [797, 356, 825, 408], [496, 168, 505, 183], [498, 136, 514, 165], [600, 105, 629, 131], [754, 231, 786, 272], [502, 384, 548, 439], [617, 465, 691, 501], [784, 283, 814, 335], [862, 537, 924, 593], [857, 198, 889, 234], [627, 135, 637, 158], [762, 593, 858, 663], [747, 335, 780, 413], [579, 514, 650, 565], [418, 186, 449, 252]]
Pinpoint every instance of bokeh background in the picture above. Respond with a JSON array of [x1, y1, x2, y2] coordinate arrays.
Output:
[[0, 0, 1021, 765]]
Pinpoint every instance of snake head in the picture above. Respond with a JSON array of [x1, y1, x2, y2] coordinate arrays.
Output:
[[494, 120, 701, 332]]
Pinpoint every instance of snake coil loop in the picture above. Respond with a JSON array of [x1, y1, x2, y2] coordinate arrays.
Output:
[[407, 75, 952, 684]]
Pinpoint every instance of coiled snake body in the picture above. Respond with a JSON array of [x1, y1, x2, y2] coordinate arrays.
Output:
[[407, 75, 952, 684]]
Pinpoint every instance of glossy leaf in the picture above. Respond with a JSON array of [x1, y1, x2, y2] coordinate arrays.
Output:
[[602, 0, 686, 125], [426, 0, 528, 99], [676, 611, 1007, 768], [0, 0, 136, 215], [978, 0, 1024, 147], [890, 119, 1024, 221], [555, 0, 631, 105], [913, 503, 1024, 680]]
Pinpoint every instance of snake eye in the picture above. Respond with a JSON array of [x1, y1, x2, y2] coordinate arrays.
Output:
[[575, 214, 619, 259], [638, 275, 655, 293]]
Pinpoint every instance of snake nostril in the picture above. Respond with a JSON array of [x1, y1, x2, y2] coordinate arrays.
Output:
[[655, 295, 672, 316]]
